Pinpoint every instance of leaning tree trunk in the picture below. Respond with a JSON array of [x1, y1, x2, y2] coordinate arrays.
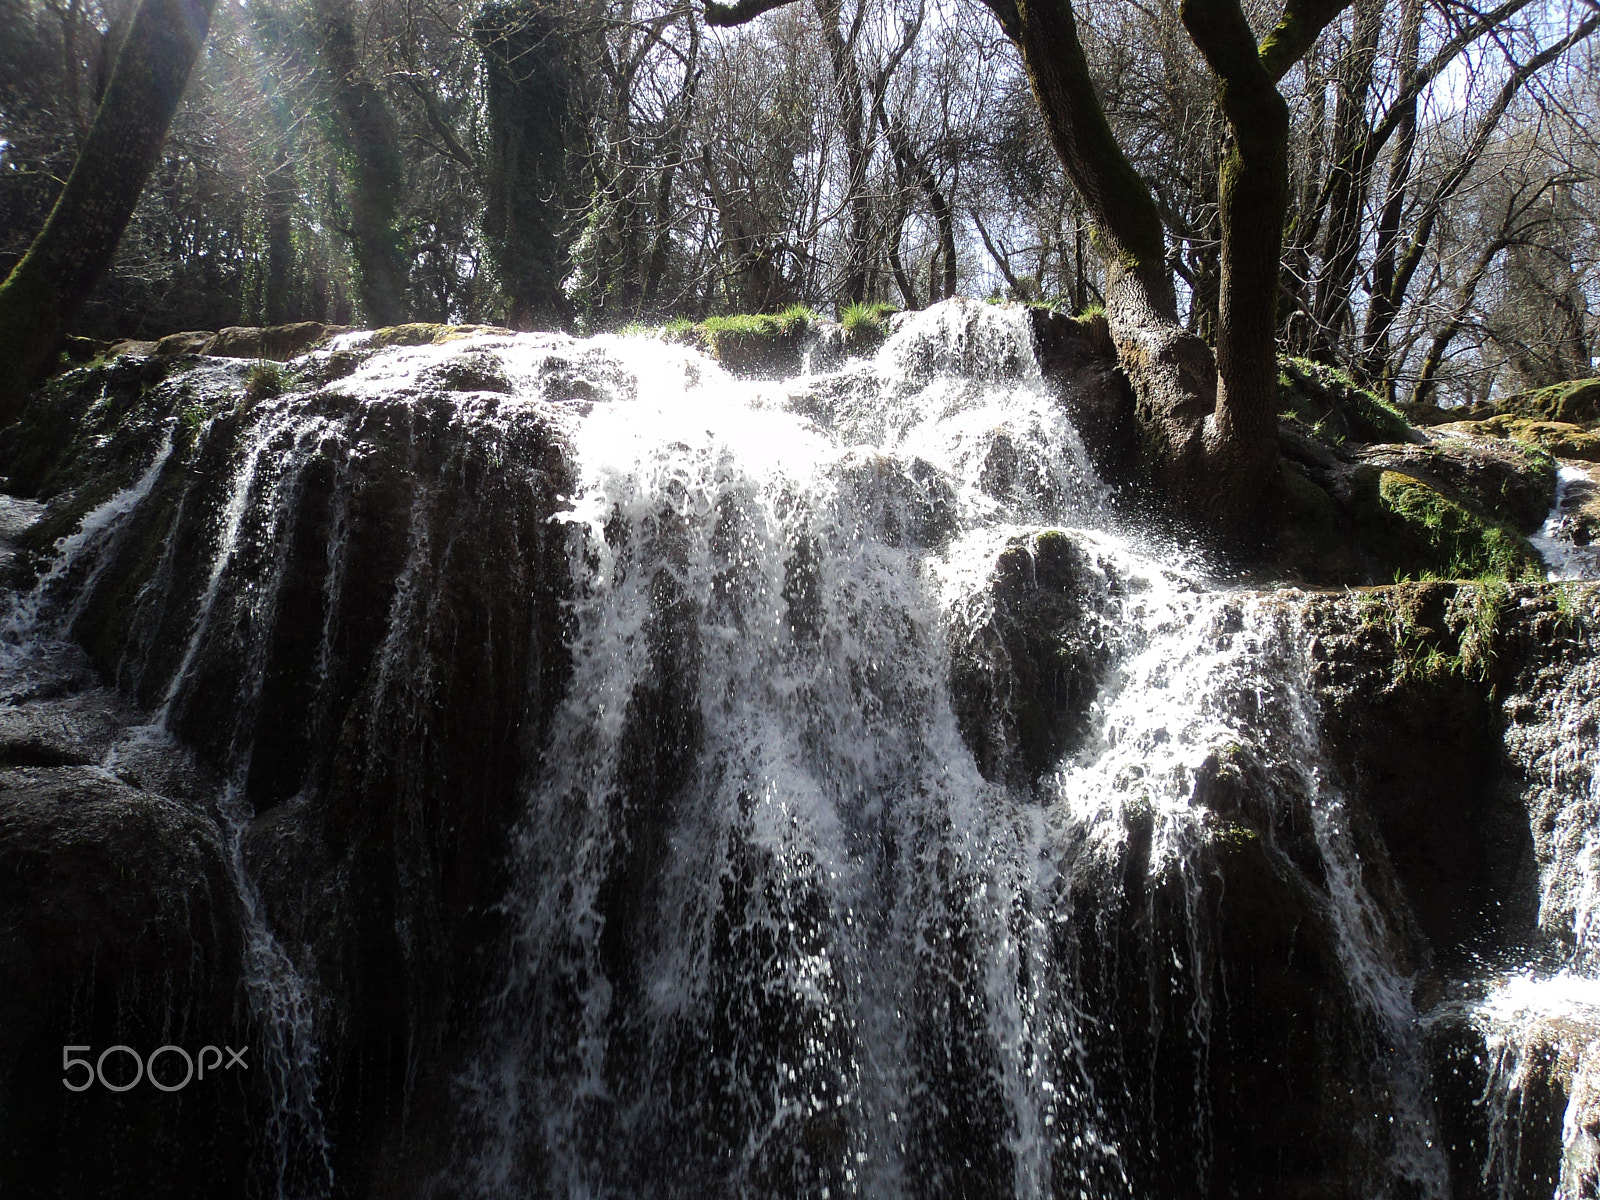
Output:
[[982, 0, 1348, 532], [980, 0, 1225, 519], [0, 0, 217, 425]]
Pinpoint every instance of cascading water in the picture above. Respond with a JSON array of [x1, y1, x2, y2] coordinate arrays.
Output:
[[1449, 637, 1600, 1200], [10, 299, 1599, 1198], [0, 379, 336, 1200], [439, 302, 1446, 1198]]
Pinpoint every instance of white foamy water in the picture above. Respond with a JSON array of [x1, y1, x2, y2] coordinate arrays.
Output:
[[1533, 464, 1600, 581], [443, 303, 1445, 1198], [26, 300, 1585, 1198]]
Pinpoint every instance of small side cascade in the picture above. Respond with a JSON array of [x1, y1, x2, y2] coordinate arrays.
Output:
[[1532, 464, 1600, 580]]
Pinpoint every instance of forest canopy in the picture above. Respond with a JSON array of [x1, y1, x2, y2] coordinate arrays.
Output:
[[0, 0, 1594, 410]]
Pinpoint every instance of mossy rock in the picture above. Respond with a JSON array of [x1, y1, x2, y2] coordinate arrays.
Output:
[[1496, 378, 1600, 427], [1358, 469, 1540, 581], [1353, 436, 1557, 532], [1279, 357, 1412, 445], [692, 306, 818, 376], [363, 322, 514, 350], [1438, 415, 1600, 462], [0, 354, 194, 502]]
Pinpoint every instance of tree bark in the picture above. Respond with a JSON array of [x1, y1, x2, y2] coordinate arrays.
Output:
[[311, 0, 410, 327], [0, 0, 217, 424], [707, 0, 1347, 534], [815, 0, 874, 305], [474, 0, 577, 330]]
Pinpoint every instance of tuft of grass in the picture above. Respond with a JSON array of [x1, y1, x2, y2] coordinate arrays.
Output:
[[839, 300, 897, 343], [700, 304, 818, 342], [245, 360, 284, 402]]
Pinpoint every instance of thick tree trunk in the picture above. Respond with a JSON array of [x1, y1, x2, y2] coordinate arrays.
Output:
[[311, 0, 410, 327], [983, 0, 1234, 520], [1182, 0, 1298, 512], [474, 0, 576, 330], [0, 0, 217, 424], [710, 0, 1346, 535]]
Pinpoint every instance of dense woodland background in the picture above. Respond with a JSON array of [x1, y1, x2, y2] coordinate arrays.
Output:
[[0, 0, 1594, 407]]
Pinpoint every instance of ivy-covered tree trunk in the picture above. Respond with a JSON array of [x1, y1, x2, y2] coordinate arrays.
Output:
[[309, 0, 410, 327], [474, 0, 576, 330], [0, 0, 217, 425]]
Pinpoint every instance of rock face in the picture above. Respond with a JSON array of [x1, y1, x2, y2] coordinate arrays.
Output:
[[0, 756, 256, 1196], [0, 332, 584, 1194], [1498, 378, 1600, 427]]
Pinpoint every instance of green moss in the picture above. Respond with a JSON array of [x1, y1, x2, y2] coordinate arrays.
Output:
[[1372, 471, 1539, 582], [1364, 579, 1518, 688], [364, 323, 448, 349], [1497, 378, 1600, 427], [1444, 415, 1600, 462], [1279, 357, 1412, 445]]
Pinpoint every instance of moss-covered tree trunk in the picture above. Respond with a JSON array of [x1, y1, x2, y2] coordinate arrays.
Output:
[[981, 0, 1346, 532], [0, 0, 217, 425], [474, 0, 575, 330], [310, 0, 410, 327], [979, 0, 1226, 519]]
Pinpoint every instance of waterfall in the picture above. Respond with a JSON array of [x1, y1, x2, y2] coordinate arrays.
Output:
[[438, 302, 1442, 1198], [14, 299, 1597, 1198]]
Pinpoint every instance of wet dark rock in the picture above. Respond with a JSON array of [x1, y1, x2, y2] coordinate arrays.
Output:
[[949, 530, 1117, 785], [0, 766, 258, 1198], [1031, 309, 1137, 485], [0, 335, 580, 1194], [0, 691, 128, 766], [818, 450, 959, 549], [1301, 583, 1567, 962]]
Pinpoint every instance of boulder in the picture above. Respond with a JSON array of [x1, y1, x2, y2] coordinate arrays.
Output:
[[1352, 434, 1557, 533], [949, 530, 1118, 785], [1279, 357, 1415, 445], [207, 321, 350, 360], [1497, 378, 1600, 427], [0, 766, 257, 1198], [153, 330, 217, 357], [106, 339, 157, 358], [1439, 415, 1600, 463]]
